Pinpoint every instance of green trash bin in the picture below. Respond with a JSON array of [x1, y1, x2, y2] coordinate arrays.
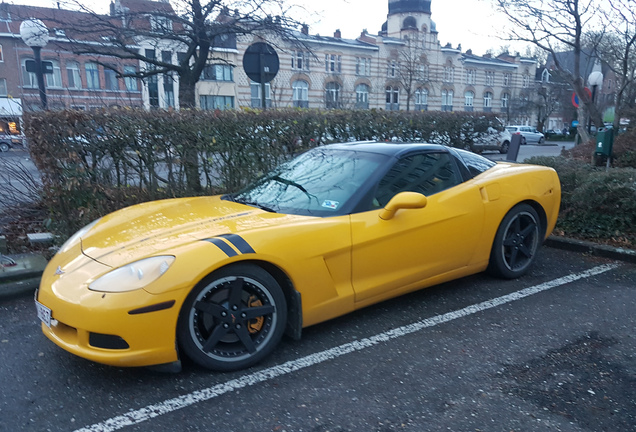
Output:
[[595, 127, 614, 157]]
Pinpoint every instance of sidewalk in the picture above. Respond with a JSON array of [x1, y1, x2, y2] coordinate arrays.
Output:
[[1, 236, 634, 300]]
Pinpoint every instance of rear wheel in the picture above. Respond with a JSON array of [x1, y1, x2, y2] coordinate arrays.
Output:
[[0, 142, 10, 152], [178, 264, 287, 371], [488, 204, 541, 279]]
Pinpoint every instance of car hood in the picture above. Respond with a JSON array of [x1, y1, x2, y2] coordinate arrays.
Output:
[[80, 196, 305, 267]]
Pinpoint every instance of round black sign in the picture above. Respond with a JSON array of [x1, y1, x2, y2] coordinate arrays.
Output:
[[242, 42, 280, 83]]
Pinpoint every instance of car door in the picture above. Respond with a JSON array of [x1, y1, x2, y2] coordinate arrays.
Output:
[[350, 151, 485, 303]]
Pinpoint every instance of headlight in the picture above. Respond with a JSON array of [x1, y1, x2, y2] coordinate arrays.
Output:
[[88, 256, 175, 293], [59, 218, 102, 253]]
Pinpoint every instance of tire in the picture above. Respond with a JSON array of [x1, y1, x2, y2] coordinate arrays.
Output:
[[521, 136, 527, 145], [487, 203, 541, 279], [0, 142, 10, 152], [499, 141, 510, 154], [177, 264, 287, 371], [538, 137, 545, 145]]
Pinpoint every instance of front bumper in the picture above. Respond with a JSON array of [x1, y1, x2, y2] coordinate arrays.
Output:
[[37, 263, 186, 368]]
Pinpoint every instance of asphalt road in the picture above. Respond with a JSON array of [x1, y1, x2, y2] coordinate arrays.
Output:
[[1, 247, 634, 432]]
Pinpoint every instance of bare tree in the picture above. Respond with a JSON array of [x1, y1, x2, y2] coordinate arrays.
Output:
[[54, 0, 303, 109], [494, 0, 605, 142], [396, 35, 429, 111], [597, 0, 636, 128]]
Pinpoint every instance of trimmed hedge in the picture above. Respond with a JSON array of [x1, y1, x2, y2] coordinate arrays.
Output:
[[527, 156, 636, 247], [24, 108, 501, 234]]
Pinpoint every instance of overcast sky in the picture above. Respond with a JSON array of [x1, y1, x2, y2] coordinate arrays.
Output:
[[17, 0, 525, 55]]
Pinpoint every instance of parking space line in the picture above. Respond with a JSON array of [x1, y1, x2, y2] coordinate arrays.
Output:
[[76, 263, 620, 432]]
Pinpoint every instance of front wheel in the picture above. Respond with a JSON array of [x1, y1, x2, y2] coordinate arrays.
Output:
[[488, 204, 541, 279], [500, 141, 510, 154], [538, 137, 546, 145], [178, 264, 287, 371], [0, 142, 10, 152]]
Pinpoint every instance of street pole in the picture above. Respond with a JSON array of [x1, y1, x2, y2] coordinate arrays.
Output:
[[32, 46, 48, 110]]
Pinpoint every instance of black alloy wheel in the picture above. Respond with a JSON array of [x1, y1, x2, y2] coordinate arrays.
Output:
[[488, 203, 541, 279], [178, 264, 287, 371]]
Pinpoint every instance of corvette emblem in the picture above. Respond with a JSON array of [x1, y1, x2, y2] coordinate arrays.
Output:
[[55, 266, 65, 275]]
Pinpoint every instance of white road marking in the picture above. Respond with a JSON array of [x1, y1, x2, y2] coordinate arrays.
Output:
[[76, 263, 620, 432]]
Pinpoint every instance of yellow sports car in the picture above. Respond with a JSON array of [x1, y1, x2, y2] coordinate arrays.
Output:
[[35, 142, 560, 371]]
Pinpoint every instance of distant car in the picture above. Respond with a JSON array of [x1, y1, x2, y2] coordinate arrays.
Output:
[[505, 126, 546, 145], [0, 134, 24, 152], [36, 142, 561, 372], [473, 128, 512, 154]]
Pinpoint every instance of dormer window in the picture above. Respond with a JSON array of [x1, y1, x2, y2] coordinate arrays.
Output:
[[151, 15, 173, 32]]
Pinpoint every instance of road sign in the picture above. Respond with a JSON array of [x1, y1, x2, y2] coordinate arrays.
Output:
[[571, 88, 592, 108], [25, 59, 54, 74], [242, 42, 279, 83]]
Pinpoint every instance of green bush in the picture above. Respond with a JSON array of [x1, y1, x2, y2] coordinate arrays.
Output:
[[24, 108, 502, 235], [527, 156, 636, 246]]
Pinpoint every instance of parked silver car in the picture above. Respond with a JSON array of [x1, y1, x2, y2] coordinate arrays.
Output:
[[505, 125, 546, 145], [473, 128, 512, 154]]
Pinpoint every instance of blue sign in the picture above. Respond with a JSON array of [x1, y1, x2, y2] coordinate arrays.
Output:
[[571, 120, 579, 127]]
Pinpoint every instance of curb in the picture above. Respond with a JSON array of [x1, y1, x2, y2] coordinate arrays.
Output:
[[544, 236, 636, 264], [0, 237, 634, 299]]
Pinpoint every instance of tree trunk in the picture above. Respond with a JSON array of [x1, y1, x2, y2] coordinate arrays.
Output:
[[178, 75, 201, 192]]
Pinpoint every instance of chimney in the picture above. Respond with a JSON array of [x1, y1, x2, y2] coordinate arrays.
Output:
[[301, 24, 309, 35], [334, 29, 341, 38], [110, 0, 115, 15], [466, 49, 472, 55]]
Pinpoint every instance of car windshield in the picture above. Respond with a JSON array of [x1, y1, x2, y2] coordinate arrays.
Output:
[[227, 147, 386, 216]]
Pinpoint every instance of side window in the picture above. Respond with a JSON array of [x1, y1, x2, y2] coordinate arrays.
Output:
[[374, 152, 460, 207]]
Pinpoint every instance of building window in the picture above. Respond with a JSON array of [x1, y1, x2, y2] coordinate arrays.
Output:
[[0, 78, 6, 96], [356, 57, 371, 76], [200, 95, 234, 110], [522, 74, 530, 88], [415, 87, 428, 111], [124, 66, 138, 91], [485, 71, 495, 86], [104, 68, 119, 90], [443, 66, 454, 83], [501, 92, 509, 110], [387, 60, 399, 78], [151, 16, 172, 31], [483, 91, 492, 112], [66, 61, 82, 89], [251, 81, 271, 108], [21, 59, 37, 88], [201, 64, 233, 81], [441, 89, 453, 111], [148, 76, 159, 107], [355, 83, 369, 109], [464, 90, 474, 111], [292, 51, 309, 71], [44, 60, 62, 88], [325, 82, 340, 108], [466, 69, 476, 85], [385, 86, 399, 110], [418, 64, 429, 81], [503, 73, 511, 86], [292, 80, 309, 108], [162, 51, 174, 108], [0, 45, 4, 62], [85, 62, 100, 89], [325, 54, 341, 73]]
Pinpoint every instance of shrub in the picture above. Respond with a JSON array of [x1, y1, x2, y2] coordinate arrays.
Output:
[[23, 108, 502, 235], [527, 156, 636, 246]]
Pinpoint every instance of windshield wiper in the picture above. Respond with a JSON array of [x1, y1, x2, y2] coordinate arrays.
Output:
[[271, 175, 309, 194], [232, 197, 276, 213]]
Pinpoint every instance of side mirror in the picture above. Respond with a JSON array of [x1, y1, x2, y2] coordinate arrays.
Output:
[[379, 192, 428, 220]]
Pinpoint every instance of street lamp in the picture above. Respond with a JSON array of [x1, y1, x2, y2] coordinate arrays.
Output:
[[587, 60, 604, 134], [20, 19, 49, 110]]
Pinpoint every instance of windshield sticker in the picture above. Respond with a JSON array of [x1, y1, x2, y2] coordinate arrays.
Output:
[[322, 200, 339, 210]]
